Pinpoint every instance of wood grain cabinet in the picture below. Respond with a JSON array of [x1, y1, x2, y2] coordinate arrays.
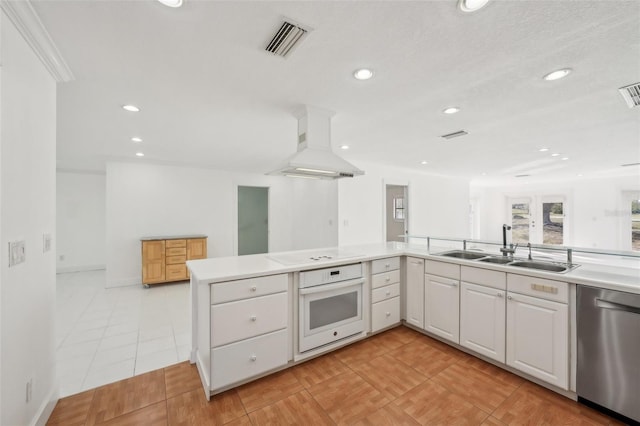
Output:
[[141, 235, 207, 287]]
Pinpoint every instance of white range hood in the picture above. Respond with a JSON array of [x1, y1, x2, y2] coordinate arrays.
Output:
[[268, 106, 364, 180]]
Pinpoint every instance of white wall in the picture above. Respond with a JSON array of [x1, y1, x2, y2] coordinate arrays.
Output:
[[338, 161, 470, 246], [105, 162, 339, 287], [0, 10, 58, 426], [56, 171, 106, 272], [471, 174, 640, 250]]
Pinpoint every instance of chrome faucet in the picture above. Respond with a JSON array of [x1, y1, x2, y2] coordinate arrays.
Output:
[[527, 242, 533, 260]]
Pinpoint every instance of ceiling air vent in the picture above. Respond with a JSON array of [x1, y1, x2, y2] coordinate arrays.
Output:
[[515, 174, 530, 178], [441, 130, 468, 140], [265, 21, 309, 58], [621, 162, 640, 167], [619, 82, 640, 108]]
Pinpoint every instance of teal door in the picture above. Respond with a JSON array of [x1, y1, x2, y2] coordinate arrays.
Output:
[[238, 186, 269, 255]]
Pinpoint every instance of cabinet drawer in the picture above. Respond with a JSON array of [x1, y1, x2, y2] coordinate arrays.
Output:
[[372, 270, 400, 289], [371, 257, 400, 274], [166, 255, 186, 265], [461, 266, 506, 290], [211, 292, 287, 347], [211, 329, 287, 390], [372, 283, 400, 303], [425, 260, 460, 280], [165, 239, 186, 248], [166, 247, 187, 256], [372, 296, 400, 332], [507, 274, 568, 303], [211, 274, 288, 304], [166, 264, 187, 280]]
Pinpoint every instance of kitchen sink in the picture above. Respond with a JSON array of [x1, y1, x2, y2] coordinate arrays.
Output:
[[508, 261, 568, 273], [477, 256, 512, 264], [437, 250, 487, 260]]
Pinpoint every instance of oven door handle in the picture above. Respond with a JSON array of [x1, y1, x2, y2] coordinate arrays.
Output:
[[299, 278, 365, 295]]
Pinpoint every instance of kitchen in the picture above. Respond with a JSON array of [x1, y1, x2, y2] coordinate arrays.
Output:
[[1, 0, 639, 425]]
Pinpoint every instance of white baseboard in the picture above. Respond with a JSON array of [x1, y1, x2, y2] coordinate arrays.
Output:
[[56, 264, 105, 274], [32, 381, 58, 426]]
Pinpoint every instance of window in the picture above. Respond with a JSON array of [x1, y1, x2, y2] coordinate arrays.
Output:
[[542, 202, 564, 245], [510, 201, 531, 244], [393, 198, 405, 220]]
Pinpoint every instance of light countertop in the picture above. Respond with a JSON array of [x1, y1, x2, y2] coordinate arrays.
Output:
[[141, 234, 207, 241], [187, 242, 640, 295]]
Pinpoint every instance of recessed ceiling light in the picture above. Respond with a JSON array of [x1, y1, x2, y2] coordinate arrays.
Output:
[[458, 0, 490, 12], [353, 69, 374, 80], [481, 172, 487, 176], [131, 137, 142, 143], [543, 68, 572, 81], [122, 105, 140, 112], [539, 148, 549, 152], [442, 107, 460, 114], [135, 152, 144, 157], [577, 174, 583, 177], [340, 145, 349, 150], [421, 160, 428, 165], [562, 157, 569, 160], [551, 153, 560, 157], [157, 0, 183, 7]]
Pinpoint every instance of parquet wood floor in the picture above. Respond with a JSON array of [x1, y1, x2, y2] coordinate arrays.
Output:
[[48, 326, 624, 425]]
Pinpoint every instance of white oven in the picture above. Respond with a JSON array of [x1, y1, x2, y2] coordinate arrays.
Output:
[[298, 263, 365, 353]]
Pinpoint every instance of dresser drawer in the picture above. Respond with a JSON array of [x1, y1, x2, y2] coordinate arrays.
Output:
[[372, 283, 400, 303], [372, 270, 400, 289], [165, 239, 186, 248], [211, 292, 288, 347], [166, 247, 187, 256], [372, 296, 400, 332], [211, 329, 287, 390], [371, 257, 400, 275], [507, 274, 568, 303], [166, 264, 187, 280], [211, 274, 288, 304], [425, 260, 460, 280], [166, 255, 186, 265], [461, 266, 506, 290]]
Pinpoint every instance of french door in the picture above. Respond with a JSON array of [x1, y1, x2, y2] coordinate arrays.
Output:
[[508, 196, 566, 245]]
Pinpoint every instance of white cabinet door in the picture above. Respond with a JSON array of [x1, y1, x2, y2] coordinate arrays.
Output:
[[405, 257, 424, 328], [424, 274, 459, 343], [506, 292, 569, 390], [460, 282, 505, 363]]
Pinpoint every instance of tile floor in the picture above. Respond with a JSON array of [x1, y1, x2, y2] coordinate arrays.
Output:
[[48, 326, 623, 425], [56, 270, 191, 397]]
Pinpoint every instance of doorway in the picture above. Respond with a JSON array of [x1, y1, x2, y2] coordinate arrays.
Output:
[[237, 186, 269, 255], [386, 185, 408, 242], [508, 195, 566, 245]]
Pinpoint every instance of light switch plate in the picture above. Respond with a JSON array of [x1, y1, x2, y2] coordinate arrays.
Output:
[[9, 240, 26, 267], [43, 233, 52, 253]]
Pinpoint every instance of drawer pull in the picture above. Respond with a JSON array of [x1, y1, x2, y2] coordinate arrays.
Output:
[[497, 292, 503, 298], [386, 290, 391, 296], [250, 286, 257, 292], [385, 276, 391, 282], [250, 315, 257, 322], [250, 355, 257, 362], [386, 312, 391, 317], [507, 295, 513, 300], [531, 283, 558, 294], [385, 263, 390, 268]]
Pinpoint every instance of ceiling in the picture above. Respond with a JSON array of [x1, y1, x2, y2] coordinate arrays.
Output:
[[32, 0, 640, 185]]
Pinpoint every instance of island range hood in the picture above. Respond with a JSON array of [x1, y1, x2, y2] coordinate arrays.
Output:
[[268, 106, 364, 179]]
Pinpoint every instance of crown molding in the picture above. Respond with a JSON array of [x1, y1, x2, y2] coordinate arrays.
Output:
[[1, 0, 74, 82]]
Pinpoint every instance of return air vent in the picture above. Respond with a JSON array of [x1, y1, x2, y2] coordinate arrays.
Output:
[[515, 174, 530, 178], [619, 82, 640, 108], [441, 130, 468, 139], [265, 21, 309, 58]]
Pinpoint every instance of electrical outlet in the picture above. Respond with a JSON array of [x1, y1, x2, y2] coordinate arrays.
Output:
[[59, 254, 65, 262], [26, 378, 32, 403], [43, 233, 52, 253]]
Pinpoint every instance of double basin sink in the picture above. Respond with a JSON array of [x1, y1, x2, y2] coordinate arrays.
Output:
[[436, 250, 578, 273]]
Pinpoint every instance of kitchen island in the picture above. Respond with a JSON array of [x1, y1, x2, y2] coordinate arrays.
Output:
[[187, 242, 639, 404]]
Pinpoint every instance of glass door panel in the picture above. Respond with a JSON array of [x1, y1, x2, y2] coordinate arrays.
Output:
[[511, 201, 531, 244], [542, 202, 564, 245]]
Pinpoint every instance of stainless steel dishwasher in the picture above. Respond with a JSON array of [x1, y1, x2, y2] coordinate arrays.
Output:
[[577, 285, 640, 424]]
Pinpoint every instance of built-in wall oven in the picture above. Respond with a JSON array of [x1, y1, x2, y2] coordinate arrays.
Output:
[[298, 263, 365, 353]]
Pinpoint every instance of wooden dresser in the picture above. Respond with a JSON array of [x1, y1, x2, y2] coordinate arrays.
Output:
[[141, 235, 207, 287]]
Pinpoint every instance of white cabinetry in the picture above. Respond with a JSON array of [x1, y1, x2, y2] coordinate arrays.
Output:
[[506, 274, 569, 390], [371, 257, 401, 332], [197, 273, 289, 397], [405, 257, 425, 328], [460, 266, 506, 363], [424, 260, 460, 344]]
